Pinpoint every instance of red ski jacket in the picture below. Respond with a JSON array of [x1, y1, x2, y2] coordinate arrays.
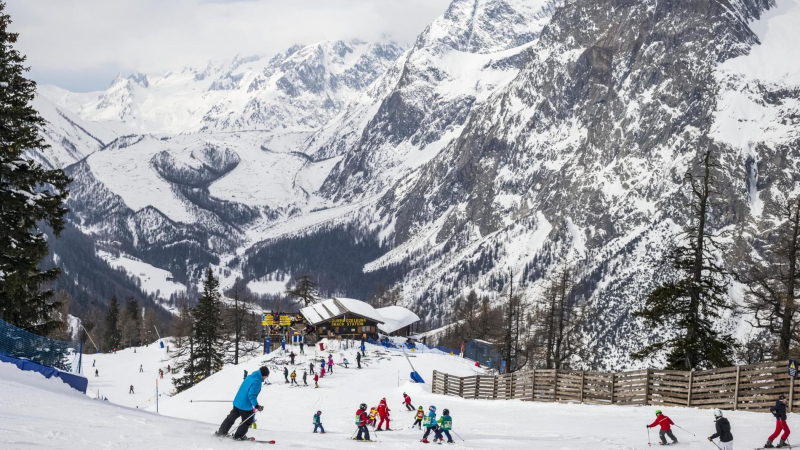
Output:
[[649, 415, 674, 431], [378, 400, 388, 417], [404, 394, 411, 405], [356, 408, 368, 426]]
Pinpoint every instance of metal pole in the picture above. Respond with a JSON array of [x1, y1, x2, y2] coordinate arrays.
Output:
[[77, 339, 83, 374], [156, 378, 159, 413], [673, 424, 696, 437]]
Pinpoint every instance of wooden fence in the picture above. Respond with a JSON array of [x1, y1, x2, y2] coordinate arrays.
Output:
[[432, 360, 794, 412]]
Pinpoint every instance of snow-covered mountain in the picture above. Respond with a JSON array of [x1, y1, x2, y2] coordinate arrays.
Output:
[[33, 0, 800, 368]]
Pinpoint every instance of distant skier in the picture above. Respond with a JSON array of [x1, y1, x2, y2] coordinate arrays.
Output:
[[434, 408, 454, 444], [355, 403, 371, 441], [708, 409, 733, 450], [289, 351, 296, 365], [139, 364, 143, 373], [159, 369, 164, 379], [320, 358, 325, 372], [309, 362, 315, 375], [290, 370, 298, 385], [320, 366, 326, 378], [214, 366, 269, 441], [647, 410, 677, 445], [343, 357, 349, 368], [299, 342, 305, 354], [313, 410, 325, 433], [92, 359, 95, 367], [314, 373, 319, 388], [474, 360, 479, 367], [95, 369, 98, 377], [766, 394, 791, 448], [303, 370, 308, 386], [284, 366, 290, 383], [327, 355, 334, 374], [376, 397, 391, 431], [356, 352, 362, 369], [129, 385, 134, 394], [421, 405, 438, 443], [167, 364, 171, 372], [413, 406, 424, 430], [403, 393, 414, 410]]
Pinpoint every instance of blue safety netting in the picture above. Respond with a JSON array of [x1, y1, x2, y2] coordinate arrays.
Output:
[[0, 318, 82, 373]]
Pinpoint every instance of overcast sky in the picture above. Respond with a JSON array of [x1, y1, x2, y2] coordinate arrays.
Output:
[[8, 0, 449, 92]]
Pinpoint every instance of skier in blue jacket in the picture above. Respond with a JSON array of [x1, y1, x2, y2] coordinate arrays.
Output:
[[421, 405, 438, 443], [215, 367, 270, 440]]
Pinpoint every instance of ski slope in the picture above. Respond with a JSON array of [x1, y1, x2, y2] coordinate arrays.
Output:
[[1, 341, 793, 449]]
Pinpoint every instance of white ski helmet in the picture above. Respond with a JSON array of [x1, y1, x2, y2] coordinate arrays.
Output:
[[713, 408, 723, 418]]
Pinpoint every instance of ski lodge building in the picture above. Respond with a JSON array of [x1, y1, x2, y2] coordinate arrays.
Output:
[[298, 298, 420, 341]]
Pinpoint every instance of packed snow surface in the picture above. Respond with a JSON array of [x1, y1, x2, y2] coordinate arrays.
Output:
[[1, 340, 788, 449], [97, 250, 187, 302]]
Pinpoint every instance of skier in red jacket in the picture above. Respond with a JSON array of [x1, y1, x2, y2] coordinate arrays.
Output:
[[403, 392, 414, 411], [355, 403, 371, 441], [648, 410, 678, 445], [376, 397, 391, 431]]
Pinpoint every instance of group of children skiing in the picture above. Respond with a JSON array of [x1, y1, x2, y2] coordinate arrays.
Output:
[[644, 394, 790, 449]]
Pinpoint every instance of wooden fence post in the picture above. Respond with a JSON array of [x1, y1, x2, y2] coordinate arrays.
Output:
[[733, 366, 740, 410], [532, 370, 537, 401], [554, 370, 559, 402], [459, 377, 464, 398], [645, 369, 651, 406], [687, 370, 693, 407], [444, 373, 449, 396], [610, 372, 616, 405], [790, 371, 796, 414], [475, 375, 480, 399], [493, 375, 498, 400], [580, 370, 585, 403], [510, 372, 515, 400], [433, 370, 438, 394]]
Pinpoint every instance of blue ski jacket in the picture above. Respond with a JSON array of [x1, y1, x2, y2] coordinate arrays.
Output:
[[233, 370, 263, 411]]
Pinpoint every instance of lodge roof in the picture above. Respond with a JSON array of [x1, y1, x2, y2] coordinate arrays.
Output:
[[300, 297, 385, 325]]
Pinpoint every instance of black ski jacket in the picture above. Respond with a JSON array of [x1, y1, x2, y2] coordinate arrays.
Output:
[[709, 417, 733, 443], [771, 400, 788, 420]]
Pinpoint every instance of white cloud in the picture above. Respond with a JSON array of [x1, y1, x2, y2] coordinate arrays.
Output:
[[8, 0, 449, 92]]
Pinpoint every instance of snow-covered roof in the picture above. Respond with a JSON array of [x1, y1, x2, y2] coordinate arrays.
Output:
[[300, 298, 384, 325], [376, 306, 420, 334]]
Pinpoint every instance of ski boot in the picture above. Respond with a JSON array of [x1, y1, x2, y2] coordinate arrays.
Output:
[[777, 440, 789, 448], [447, 440, 455, 444], [385, 428, 393, 431], [764, 441, 775, 449], [421, 439, 430, 443]]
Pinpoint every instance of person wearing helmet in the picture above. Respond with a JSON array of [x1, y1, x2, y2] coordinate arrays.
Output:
[[377, 397, 392, 431], [313, 410, 325, 434], [413, 406, 425, 430], [766, 394, 791, 448], [403, 392, 415, 410], [421, 405, 438, 443], [434, 408, 454, 443], [355, 403, 371, 441], [647, 410, 677, 445], [708, 409, 732, 450], [215, 366, 270, 441]]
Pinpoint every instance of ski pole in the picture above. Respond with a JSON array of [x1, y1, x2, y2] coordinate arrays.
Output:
[[707, 438, 721, 450], [190, 400, 230, 403], [647, 427, 651, 446], [350, 428, 358, 440], [673, 424, 696, 437], [451, 430, 465, 442]]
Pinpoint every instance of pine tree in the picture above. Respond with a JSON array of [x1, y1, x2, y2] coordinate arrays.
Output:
[[0, 2, 71, 335], [104, 296, 121, 351], [192, 268, 225, 381], [632, 149, 735, 370], [285, 274, 318, 306], [743, 195, 800, 360], [122, 298, 142, 347]]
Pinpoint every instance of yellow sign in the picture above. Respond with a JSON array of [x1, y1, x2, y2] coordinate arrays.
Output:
[[330, 318, 366, 327], [263, 316, 274, 326], [279, 315, 292, 325]]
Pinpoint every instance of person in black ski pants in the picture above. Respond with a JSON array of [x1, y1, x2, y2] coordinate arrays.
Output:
[[309, 361, 315, 375], [283, 366, 290, 383], [303, 370, 308, 386], [299, 342, 305, 354], [356, 403, 370, 441], [216, 367, 269, 440], [356, 352, 362, 369], [708, 409, 733, 450]]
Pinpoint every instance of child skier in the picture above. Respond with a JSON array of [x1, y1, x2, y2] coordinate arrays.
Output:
[[766, 394, 791, 448], [403, 392, 414, 410], [129, 385, 134, 394], [355, 403, 371, 441], [708, 409, 733, 450], [343, 357, 349, 368], [413, 406, 424, 430], [284, 366, 290, 383], [421, 405, 438, 443], [289, 351, 296, 365], [434, 408, 454, 444], [290, 370, 298, 385], [320, 366, 326, 378], [368, 407, 378, 427], [314, 373, 319, 388], [313, 410, 325, 433], [647, 410, 678, 445], [309, 362, 315, 374], [327, 355, 334, 373], [303, 370, 308, 386]]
